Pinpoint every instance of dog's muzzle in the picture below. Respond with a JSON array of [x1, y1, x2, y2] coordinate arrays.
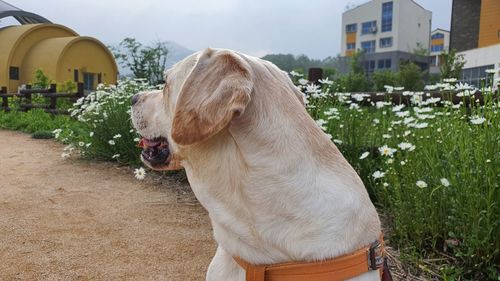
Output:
[[138, 137, 171, 167]]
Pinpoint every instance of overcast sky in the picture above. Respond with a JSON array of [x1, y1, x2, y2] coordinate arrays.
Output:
[[8, 0, 452, 59]]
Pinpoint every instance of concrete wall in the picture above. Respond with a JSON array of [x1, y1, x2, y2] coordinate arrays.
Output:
[[459, 43, 500, 69], [397, 0, 432, 53]]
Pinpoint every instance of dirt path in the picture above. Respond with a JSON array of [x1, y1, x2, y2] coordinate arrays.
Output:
[[0, 130, 216, 281]]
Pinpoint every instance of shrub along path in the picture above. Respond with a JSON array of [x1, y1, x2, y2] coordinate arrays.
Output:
[[0, 130, 215, 280]]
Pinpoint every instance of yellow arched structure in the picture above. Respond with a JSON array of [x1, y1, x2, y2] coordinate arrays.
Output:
[[0, 23, 117, 92]]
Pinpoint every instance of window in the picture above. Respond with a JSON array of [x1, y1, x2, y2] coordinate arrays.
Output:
[[377, 59, 392, 69], [347, 43, 356, 50], [9, 66, 19, 80], [83, 72, 95, 90], [460, 65, 495, 88], [380, 37, 393, 48], [430, 57, 437, 66], [364, 60, 376, 73], [381, 2, 393, 32], [431, 33, 444, 39], [361, 21, 377, 34], [431, 45, 444, 52], [98, 73, 102, 84], [361, 40, 376, 53], [74, 69, 79, 82], [346, 24, 357, 33]]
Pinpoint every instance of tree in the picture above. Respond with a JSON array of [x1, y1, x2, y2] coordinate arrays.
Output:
[[372, 70, 397, 91], [397, 62, 424, 90], [111, 38, 168, 84], [440, 49, 466, 80]]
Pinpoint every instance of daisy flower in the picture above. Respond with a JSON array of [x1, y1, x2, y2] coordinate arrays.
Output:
[[134, 167, 146, 180]]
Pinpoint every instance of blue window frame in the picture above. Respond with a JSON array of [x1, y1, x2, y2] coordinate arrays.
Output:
[[361, 40, 376, 53], [346, 24, 357, 33], [431, 33, 444, 39], [380, 37, 393, 48], [381, 2, 393, 32], [431, 45, 444, 52], [347, 43, 356, 50], [361, 21, 377, 34], [377, 59, 392, 69]]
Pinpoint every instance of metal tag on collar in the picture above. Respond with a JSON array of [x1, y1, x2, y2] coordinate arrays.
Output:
[[368, 239, 383, 270]]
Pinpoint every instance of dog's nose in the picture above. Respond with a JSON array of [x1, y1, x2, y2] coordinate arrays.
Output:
[[131, 94, 140, 105]]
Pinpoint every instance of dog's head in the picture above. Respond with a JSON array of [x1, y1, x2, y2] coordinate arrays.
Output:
[[131, 48, 255, 170]]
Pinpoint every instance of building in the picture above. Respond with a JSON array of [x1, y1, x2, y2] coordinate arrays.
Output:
[[429, 29, 450, 74], [450, 0, 500, 52], [450, 0, 500, 87], [341, 0, 432, 74], [0, 0, 117, 93]]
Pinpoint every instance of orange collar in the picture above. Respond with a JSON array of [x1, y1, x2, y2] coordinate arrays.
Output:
[[233, 234, 389, 281]]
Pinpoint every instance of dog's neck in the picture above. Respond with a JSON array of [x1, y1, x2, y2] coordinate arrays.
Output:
[[181, 79, 381, 265]]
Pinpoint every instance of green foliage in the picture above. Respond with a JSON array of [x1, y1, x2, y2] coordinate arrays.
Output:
[[335, 72, 370, 92], [32, 130, 55, 139], [111, 38, 169, 85], [372, 70, 397, 91], [397, 62, 425, 91], [261, 53, 347, 73], [307, 81, 499, 280], [440, 49, 466, 80], [0, 109, 80, 134], [57, 80, 77, 93], [32, 68, 52, 89], [349, 51, 365, 75], [323, 68, 336, 80], [62, 79, 156, 165]]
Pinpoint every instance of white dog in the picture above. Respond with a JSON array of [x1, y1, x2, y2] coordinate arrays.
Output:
[[131, 48, 386, 281]]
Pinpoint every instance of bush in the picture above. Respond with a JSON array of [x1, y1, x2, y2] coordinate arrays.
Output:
[[32, 130, 55, 139], [60, 79, 158, 165], [372, 70, 397, 91], [307, 78, 499, 280], [335, 72, 370, 92], [397, 62, 425, 91], [0, 109, 79, 134]]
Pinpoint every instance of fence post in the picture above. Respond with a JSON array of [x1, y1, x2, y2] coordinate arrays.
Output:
[[308, 68, 323, 84], [49, 84, 57, 111], [1, 86, 8, 112], [24, 84, 32, 112]]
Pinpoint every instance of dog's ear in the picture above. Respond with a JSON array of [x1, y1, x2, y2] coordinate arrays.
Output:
[[171, 48, 253, 146]]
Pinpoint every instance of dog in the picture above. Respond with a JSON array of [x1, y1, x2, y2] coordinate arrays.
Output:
[[131, 48, 384, 281]]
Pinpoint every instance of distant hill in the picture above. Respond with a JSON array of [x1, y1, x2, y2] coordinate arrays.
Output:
[[111, 40, 194, 77], [163, 41, 195, 68]]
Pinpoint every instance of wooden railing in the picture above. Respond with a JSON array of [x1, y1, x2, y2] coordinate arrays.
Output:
[[0, 83, 85, 114]]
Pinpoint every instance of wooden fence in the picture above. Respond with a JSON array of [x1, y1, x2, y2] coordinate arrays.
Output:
[[0, 83, 84, 114]]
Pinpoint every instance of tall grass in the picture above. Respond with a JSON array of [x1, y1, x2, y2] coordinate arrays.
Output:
[[300, 74, 499, 280]]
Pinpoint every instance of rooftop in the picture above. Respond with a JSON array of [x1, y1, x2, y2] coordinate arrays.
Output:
[[0, 0, 50, 24]]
